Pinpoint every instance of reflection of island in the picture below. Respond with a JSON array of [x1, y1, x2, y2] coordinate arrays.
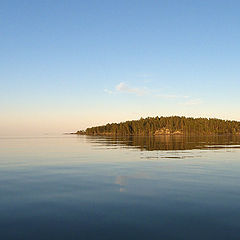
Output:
[[85, 135, 240, 151]]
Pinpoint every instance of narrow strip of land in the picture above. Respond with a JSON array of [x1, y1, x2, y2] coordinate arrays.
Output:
[[75, 116, 240, 136]]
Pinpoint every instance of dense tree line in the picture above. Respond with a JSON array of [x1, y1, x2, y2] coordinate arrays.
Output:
[[77, 116, 240, 136]]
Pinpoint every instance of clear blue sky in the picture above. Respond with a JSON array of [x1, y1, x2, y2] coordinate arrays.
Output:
[[1, 0, 240, 135]]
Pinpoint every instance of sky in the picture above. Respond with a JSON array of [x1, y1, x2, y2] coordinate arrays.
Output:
[[1, 0, 240, 135]]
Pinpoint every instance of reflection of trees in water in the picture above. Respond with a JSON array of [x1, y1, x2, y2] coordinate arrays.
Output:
[[86, 135, 240, 151]]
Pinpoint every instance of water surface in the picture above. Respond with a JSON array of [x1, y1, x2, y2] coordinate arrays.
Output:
[[1, 135, 240, 239]]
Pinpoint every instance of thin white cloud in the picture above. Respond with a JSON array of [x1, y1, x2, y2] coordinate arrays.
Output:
[[181, 98, 203, 106], [104, 83, 200, 105], [104, 89, 113, 94], [156, 94, 190, 99], [115, 82, 148, 96]]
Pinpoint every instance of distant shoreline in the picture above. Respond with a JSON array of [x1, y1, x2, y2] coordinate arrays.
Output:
[[74, 116, 240, 137], [72, 133, 240, 137]]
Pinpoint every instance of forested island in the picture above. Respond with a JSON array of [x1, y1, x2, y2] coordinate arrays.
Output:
[[76, 116, 240, 136]]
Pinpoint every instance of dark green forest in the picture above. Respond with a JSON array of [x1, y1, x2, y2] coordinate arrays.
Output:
[[77, 116, 240, 136]]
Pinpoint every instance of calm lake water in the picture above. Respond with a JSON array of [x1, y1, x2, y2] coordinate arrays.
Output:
[[1, 135, 240, 239]]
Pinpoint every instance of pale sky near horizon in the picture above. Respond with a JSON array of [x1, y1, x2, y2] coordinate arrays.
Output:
[[1, 0, 240, 135]]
